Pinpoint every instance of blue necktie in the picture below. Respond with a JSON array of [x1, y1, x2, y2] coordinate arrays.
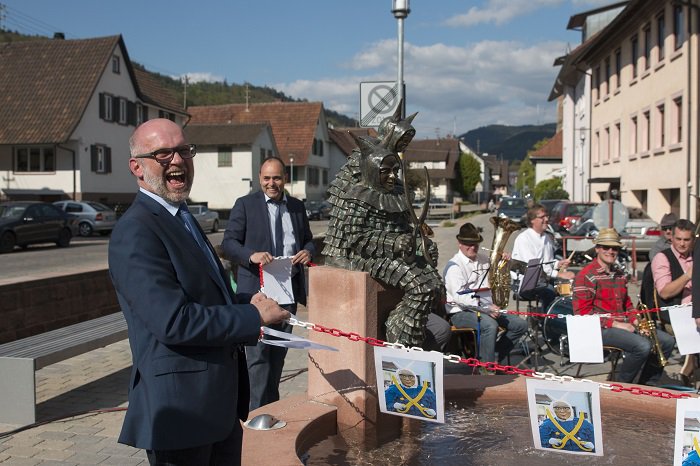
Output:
[[271, 200, 284, 257], [179, 204, 232, 303]]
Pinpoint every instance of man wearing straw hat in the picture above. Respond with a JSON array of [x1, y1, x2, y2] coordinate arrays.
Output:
[[573, 228, 674, 385]]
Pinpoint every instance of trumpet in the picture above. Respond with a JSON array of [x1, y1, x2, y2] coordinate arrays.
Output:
[[636, 301, 667, 367]]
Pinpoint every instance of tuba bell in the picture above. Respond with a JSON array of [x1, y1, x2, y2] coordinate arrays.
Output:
[[488, 217, 521, 309]]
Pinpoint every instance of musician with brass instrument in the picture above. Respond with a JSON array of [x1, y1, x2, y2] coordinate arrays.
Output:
[[511, 204, 574, 312], [443, 222, 527, 363], [572, 228, 674, 385]]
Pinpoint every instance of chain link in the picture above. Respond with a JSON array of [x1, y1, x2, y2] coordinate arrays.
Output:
[[289, 315, 694, 399]]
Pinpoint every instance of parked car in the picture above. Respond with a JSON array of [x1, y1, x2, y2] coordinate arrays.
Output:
[[0, 201, 76, 253], [549, 201, 595, 232], [53, 200, 117, 237], [188, 205, 219, 233], [539, 199, 567, 217], [496, 196, 528, 226], [562, 205, 660, 259], [305, 200, 331, 221]]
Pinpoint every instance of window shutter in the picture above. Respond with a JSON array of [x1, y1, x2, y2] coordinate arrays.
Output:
[[105, 147, 112, 173], [127, 101, 136, 126], [99, 93, 105, 119], [91, 145, 98, 171], [112, 96, 119, 122], [143, 106, 149, 122]]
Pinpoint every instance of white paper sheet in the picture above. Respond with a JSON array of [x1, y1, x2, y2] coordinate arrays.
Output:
[[565, 315, 604, 363], [260, 326, 338, 351], [262, 257, 294, 305], [668, 303, 700, 355]]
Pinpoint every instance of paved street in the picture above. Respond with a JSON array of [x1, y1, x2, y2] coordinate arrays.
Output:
[[0, 212, 685, 465]]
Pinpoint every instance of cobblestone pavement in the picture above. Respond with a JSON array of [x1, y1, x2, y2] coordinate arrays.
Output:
[[0, 212, 692, 464]]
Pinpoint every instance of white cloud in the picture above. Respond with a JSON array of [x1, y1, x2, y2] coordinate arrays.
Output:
[[274, 38, 565, 135], [445, 0, 563, 28]]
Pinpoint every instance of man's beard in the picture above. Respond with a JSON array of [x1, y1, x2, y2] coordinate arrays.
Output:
[[142, 166, 192, 204]]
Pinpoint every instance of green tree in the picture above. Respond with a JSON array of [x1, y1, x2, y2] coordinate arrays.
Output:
[[515, 155, 534, 194], [534, 177, 569, 201], [457, 153, 482, 197], [405, 168, 427, 196]]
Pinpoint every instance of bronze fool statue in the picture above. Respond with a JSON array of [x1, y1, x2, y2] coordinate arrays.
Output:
[[322, 113, 443, 347]]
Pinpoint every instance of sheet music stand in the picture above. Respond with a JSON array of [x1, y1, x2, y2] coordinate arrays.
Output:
[[516, 259, 545, 370]]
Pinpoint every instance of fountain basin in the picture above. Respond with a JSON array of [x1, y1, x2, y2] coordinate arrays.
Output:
[[241, 375, 680, 465]]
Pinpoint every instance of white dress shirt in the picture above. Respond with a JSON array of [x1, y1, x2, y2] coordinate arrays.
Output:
[[443, 250, 494, 314], [511, 228, 559, 280]]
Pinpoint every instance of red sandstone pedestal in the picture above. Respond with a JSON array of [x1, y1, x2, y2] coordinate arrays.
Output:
[[306, 266, 403, 447]]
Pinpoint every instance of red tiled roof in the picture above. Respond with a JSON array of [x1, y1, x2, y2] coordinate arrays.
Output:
[[328, 127, 377, 157], [133, 68, 185, 115], [0, 35, 121, 144], [184, 123, 273, 147], [188, 102, 324, 166], [529, 131, 562, 160], [403, 138, 460, 179]]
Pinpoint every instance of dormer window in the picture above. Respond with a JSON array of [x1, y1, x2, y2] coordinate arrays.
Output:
[[112, 55, 120, 74]]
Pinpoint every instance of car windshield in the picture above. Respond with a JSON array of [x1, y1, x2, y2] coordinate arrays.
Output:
[[0, 205, 26, 218], [86, 201, 111, 212], [627, 207, 651, 220], [502, 198, 525, 208], [568, 204, 593, 216]]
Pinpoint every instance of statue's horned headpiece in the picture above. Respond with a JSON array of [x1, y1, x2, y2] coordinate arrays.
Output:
[[351, 132, 399, 190]]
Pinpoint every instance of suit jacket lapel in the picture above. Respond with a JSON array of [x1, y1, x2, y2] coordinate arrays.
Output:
[[257, 191, 275, 253]]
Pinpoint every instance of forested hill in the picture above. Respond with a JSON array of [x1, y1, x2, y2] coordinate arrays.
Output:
[[459, 123, 557, 161]]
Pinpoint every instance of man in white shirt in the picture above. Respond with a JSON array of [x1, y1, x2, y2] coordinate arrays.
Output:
[[444, 223, 527, 363], [512, 203, 574, 312]]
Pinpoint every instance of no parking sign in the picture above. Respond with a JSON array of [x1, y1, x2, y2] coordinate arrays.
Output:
[[359, 81, 405, 127]]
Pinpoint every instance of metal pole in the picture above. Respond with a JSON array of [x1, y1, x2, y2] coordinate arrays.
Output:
[[397, 16, 404, 117]]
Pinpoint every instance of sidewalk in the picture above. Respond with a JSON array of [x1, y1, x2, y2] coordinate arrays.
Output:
[[0, 213, 690, 464]]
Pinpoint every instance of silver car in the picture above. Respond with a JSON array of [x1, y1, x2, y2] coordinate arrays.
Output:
[[189, 205, 219, 233], [53, 201, 117, 237]]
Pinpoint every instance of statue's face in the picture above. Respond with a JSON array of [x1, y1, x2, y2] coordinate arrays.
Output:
[[379, 155, 400, 192]]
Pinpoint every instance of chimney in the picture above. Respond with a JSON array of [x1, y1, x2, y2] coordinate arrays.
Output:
[[53, 32, 65, 40]]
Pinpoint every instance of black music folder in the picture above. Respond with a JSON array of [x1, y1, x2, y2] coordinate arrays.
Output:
[[519, 258, 544, 294]]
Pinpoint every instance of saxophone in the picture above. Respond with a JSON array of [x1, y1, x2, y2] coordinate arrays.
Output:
[[636, 300, 667, 367], [487, 216, 522, 309]]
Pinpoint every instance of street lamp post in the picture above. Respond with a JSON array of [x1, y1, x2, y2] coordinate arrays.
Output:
[[392, 0, 410, 118], [289, 155, 294, 197]]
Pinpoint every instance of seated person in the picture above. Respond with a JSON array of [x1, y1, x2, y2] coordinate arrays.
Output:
[[652, 219, 695, 384], [649, 212, 677, 261], [512, 204, 573, 312], [573, 228, 674, 385], [443, 223, 527, 363], [384, 369, 437, 419], [539, 400, 595, 452]]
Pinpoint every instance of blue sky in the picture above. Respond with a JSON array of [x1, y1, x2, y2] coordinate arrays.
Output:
[[1, 0, 615, 137]]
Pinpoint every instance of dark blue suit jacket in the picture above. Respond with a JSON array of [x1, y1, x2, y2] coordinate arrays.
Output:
[[108, 191, 261, 450], [222, 191, 315, 305]]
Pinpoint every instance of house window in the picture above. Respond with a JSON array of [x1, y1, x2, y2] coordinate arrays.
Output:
[[593, 131, 599, 164], [322, 169, 328, 185], [614, 122, 621, 160], [594, 66, 600, 100], [90, 145, 112, 174], [14, 147, 55, 172], [267, 149, 272, 158], [614, 48, 621, 89], [604, 57, 611, 95], [112, 55, 120, 74], [313, 138, 324, 156], [260, 148, 266, 166], [631, 35, 639, 78], [119, 98, 127, 125], [656, 104, 665, 147], [674, 5, 685, 50], [602, 127, 610, 161], [657, 14, 665, 60], [318, 140, 324, 156], [308, 167, 319, 186], [218, 147, 232, 167], [158, 110, 175, 121], [673, 97, 683, 143], [99, 93, 113, 121], [643, 23, 652, 70], [136, 103, 144, 126], [643, 110, 651, 152], [630, 116, 638, 155]]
